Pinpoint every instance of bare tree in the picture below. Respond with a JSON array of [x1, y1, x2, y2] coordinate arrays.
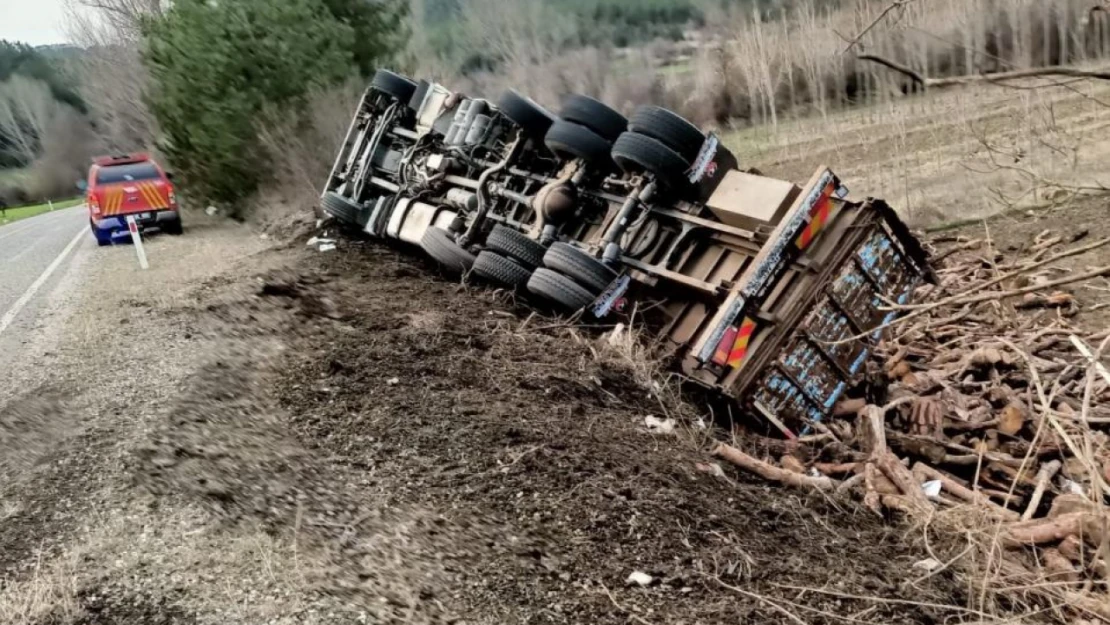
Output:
[[0, 76, 59, 164], [63, 0, 166, 152]]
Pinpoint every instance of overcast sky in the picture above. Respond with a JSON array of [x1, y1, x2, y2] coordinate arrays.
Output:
[[1, 0, 73, 46]]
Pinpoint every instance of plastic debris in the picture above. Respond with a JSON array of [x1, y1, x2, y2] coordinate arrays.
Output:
[[626, 571, 653, 587], [644, 415, 675, 434], [922, 480, 943, 499]]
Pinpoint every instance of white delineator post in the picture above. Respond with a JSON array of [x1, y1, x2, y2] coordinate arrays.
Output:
[[126, 215, 149, 269]]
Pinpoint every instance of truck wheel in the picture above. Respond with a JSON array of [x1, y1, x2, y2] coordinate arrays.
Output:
[[163, 216, 184, 235], [559, 95, 628, 142], [371, 69, 418, 103], [542, 242, 617, 293], [485, 225, 546, 269], [527, 268, 596, 311], [497, 90, 556, 138], [409, 79, 431, 113], [421, 227, 476, 274], [544, 120, 612, 165], [90, 220, 111, 247], [473, 251, 532, 289], [321, 191, 362, 224], [629, 105, 706, 163], [611, 131, 691, 190]]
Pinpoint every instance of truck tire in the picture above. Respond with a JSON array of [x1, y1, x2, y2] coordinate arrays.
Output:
[[421, 227, 476, 274], [542, 242, 616, 293], [371, 69, 418, 103], [611, 131, 691, 190], [629, 105, 706, 163], [163, 215, 184, 235], [544, 119, 612, 165], [527, 268, 596, 311], [485, 225, 546, 269], [321, 191, 362, 224], [409, 79, 431, 113], [497, 89, 556, 138], [559, 94, 628, 142], [473, 251, 532, 289]]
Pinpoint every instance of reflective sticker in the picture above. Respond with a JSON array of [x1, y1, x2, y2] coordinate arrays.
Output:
[[591, 274, 632, 318], [688, 133, 720, 184], [711, 317, 757, 369], [727, 317, 757, 368], [795, 181, 837, 251]]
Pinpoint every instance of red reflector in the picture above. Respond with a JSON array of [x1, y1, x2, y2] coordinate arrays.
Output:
[[711, 326, 739, 366]]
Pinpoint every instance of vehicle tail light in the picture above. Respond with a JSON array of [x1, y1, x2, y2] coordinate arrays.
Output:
[[168, 189, 177, 207], [711, 326, 739, 366], [710, 317, 757, 369], [89, 196, 100, 215]]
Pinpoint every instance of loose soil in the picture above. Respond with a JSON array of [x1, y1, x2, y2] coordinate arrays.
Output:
[[6, 196, 1107, 623]]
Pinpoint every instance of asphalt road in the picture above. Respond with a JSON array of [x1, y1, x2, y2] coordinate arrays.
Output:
[[0, 206, 90, 351]]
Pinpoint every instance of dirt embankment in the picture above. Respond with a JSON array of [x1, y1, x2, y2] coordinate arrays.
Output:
[[17, 205, 1104, 623], [126, 238, 973, 624]]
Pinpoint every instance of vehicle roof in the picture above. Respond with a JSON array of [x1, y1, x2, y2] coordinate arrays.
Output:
[[91, 153, 157, 168]]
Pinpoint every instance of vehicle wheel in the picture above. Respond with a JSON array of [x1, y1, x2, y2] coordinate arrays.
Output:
[[485, 225, 546, 269], [163, 216, 184, 235], [527, 268, 597, 311], [371, 69, 418, 103], [559, 94, 628, 142], [612, 131, 692, 190], [420, 227, 476, 274], [409, 79, 431, 113], [497, 89, 557, 138], [542, 242, 617, 293], [629, 105, 706, 163], [544, 120, 612, 165], [90, 221, 111, 247], [321, 191, 361, 225], [473, 251, 532, 289]]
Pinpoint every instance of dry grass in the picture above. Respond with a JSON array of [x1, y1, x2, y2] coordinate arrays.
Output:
[[0, 551, 80, 625], [723, 74, 1110, 225]]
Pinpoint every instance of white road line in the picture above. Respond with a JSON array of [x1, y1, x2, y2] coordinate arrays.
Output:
[[0, 228, 86, 337]]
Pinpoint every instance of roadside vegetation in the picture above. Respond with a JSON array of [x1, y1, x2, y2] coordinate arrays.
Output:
[[0, 41, 92, 208]]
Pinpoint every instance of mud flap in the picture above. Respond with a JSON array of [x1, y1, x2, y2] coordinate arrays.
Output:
[[590, 274, 632, 318]]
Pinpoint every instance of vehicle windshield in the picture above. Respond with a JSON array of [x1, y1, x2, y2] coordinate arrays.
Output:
[[96, 162, 161, 184]]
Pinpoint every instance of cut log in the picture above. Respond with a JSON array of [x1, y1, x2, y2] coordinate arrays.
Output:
[[711, 443, 838, 491], [1021, 460, 1062, 521], [833, 397, 867, 417], [1041, 547, 1081, 583], [1057, 534, 1084, 563], [1004, 512, 1085, 547], [857, 405, 888, 455], [913, 463, 1021, 521]]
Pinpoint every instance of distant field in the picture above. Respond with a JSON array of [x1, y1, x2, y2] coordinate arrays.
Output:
[[721, 75, 1110, 227], [0, 198, 84, 226]]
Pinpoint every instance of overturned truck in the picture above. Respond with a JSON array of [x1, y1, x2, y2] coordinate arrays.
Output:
[[320, 70, 935, 433]]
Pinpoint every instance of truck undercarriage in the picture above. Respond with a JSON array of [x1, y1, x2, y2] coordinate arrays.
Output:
[[319, 69, 934, 434]]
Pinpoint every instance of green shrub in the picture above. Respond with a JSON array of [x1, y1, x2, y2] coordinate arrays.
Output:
[[142, 0, 399, 210]]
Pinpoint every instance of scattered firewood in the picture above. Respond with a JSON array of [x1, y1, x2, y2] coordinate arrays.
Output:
[[913, 463, 1020, 520], [1022, 460, 1062, 521], [1057, 534, 1084, 564], [702, 231, 1110, 599], [1015, 291, 1076, 310], [1041, 547, 1081, 583], [780, 455, 806, 474], [1004, 512, 1089, 547], [998, 403, 1027, 436], [711, 443, 837, 491]]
